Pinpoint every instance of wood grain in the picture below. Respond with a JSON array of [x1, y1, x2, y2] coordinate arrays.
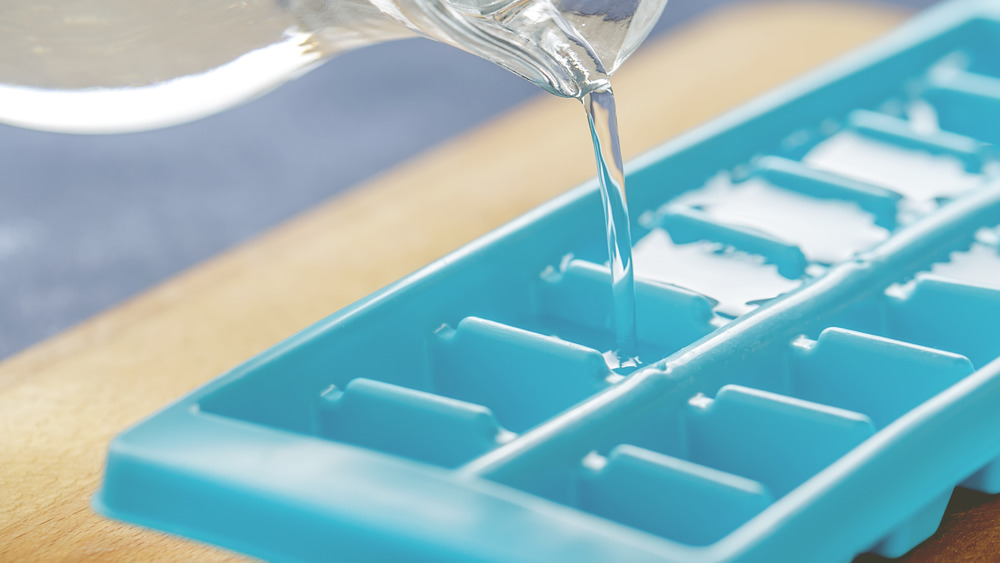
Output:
[[2, 3, 959, 561]]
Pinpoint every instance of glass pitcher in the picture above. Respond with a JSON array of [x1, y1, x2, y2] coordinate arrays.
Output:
[[0, 0, 668, 133]]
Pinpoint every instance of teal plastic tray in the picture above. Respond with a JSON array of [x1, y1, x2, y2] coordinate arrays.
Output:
[[95, 1, 1000, 560]]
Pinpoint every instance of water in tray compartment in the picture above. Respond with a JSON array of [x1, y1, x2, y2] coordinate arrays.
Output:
[[633, 229, 801, 317], [803, 130, 982, 203], [920, 227, 1000, 290], [673, 173, 890, 264]]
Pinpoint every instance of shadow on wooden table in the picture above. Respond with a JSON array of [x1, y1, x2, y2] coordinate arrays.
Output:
[[855, 489, 1000, 562]]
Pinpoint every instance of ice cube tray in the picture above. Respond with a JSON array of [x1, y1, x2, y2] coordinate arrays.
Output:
[[95, 1, 1000, 561]]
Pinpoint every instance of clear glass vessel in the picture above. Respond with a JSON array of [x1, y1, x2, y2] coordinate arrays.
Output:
[[0, 0, 668, 133]]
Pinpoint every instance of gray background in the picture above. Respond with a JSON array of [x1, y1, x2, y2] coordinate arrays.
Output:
[[0, 0, 938, 359]]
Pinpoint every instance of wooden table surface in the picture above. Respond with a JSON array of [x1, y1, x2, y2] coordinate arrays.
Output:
[[2, 2, 998, 561]]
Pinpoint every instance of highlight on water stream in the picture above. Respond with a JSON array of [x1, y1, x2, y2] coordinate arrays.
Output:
[[583, 87, 639, 366]]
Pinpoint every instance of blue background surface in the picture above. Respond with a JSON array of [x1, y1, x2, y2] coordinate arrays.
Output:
[[0, 0, 937, 358]]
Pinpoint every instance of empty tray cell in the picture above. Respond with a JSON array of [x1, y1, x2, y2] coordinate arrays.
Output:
[[578, 445, 773, 546], [315, 378, 510, 468], [810, 291, 887, 340], [687, 385, 876, 497], [583, 396, 689, 465], [802, 127, 984, 205], [752, 155, 901, 230], [789, 327, 975, 429], [632, 228, 801, 317], [924, 67, 1000, 145], [430, 317, 611, 433], [963, 38, 1000, 78], [197, 337, 436, 435], [532, 259, 717, 362], [671, 172, 889, 264], [870, 489, 953, 558], [886, 274, 1000, 367]]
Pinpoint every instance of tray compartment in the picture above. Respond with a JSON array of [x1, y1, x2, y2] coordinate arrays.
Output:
[[529, 259, 719, 362], [927, 232, 1000, 288], [667, 172, 891, 265], [631, 227, 803, 317], [539, 383, 879, 548], [655, 205, 808, 278], [924, 66, 1000, 144], [685, 385, 876, 498], [801, 120, 985, 204], [315, 378, 510, 467], [430, 317, 611, 433], [846, 109, 988, 171], [578, 445, 773, 546], [886, 275, 1000, 367], [788, 327, 974, 429], [750, 155, 901, 230]]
